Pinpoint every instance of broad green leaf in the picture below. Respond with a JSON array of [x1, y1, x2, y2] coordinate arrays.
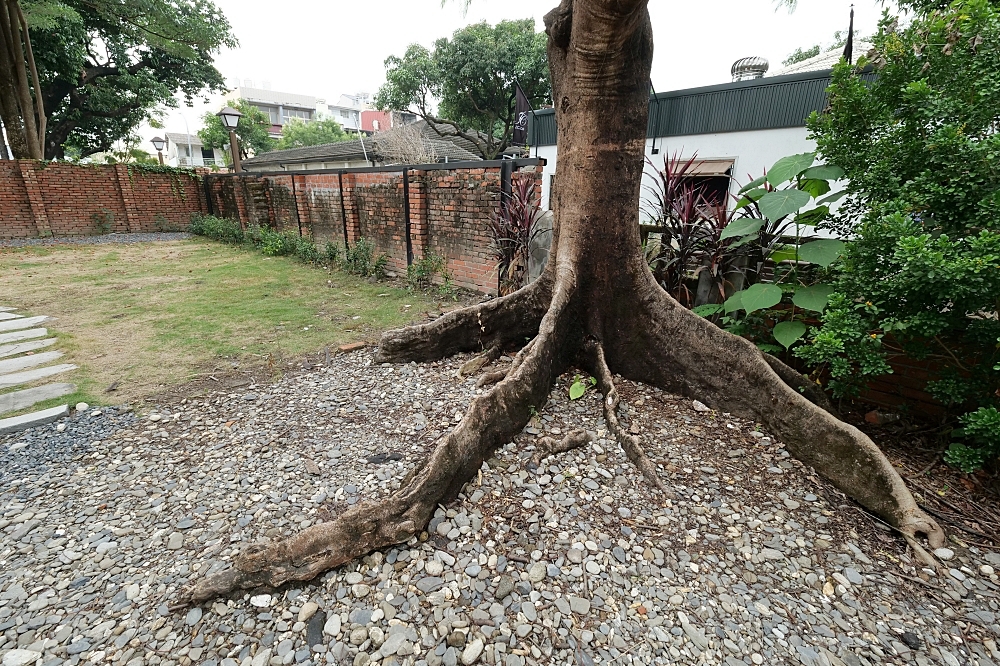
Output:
[[772, 320, 808, 349], [794, 205, 830, 227], [756, 343, 785, 354], [738, 175, 767, 194], [569, 381, 586, 400], [798, 239, 846, 267], [817, 190, 848, 206], [801, 164, 845, 181], [792, 284, 836, 312], [758, 189, 812, 221], [720, 217, 764, 240], [692, 303, 724, 317], [798, 178, 831, 198], [740, 283, 783, 314], [769, 245, 799, 263], [766, 152, 816, 185], [723, 291, 743, 314]]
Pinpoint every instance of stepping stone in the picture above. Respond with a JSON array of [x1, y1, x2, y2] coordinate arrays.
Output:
[[0, 316, 48, 333], [0, 306, 15, 312], [0, 312, 22, 321], [0, 338, 57, 360], [0, 351, 64, 375], [0, 364, 77, 389], [0, 383, 75, 416], [0, 328, 47, 345], [0, 404, 69, 435]]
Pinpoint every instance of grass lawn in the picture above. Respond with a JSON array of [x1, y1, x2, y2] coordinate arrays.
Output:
[[0, 238, 448, 411]]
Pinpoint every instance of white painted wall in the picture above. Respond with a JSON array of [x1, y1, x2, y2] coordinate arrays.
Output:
[[536, 126, 816, 213]]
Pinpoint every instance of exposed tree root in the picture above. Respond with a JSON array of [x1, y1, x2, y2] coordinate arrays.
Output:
[[477, 337, 538, 388], [376, 275, 551, 364], [584, 340, 671, 495], [763, 353, 840, 417], [529, 428, 592, 468], [181, 285, 575, 605], [611, 287, 946, 548], [181, 0, 946, 605], [457, 344, 502, 377]]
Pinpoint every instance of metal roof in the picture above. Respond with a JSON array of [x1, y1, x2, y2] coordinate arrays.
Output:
[[529, 68, 853, 147], [238, 87, 317, 110]]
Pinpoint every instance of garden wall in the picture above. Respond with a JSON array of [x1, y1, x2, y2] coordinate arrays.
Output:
[[0, 161, 207, 238], [205, 159, 543, 294]]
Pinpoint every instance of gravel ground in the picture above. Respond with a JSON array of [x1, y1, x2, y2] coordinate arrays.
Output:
[[1, 350, 998, 666], [0, 232, 191, 248]]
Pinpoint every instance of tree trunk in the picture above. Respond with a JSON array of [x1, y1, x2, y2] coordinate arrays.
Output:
[[0, 0, 42, 159], [183, 0, 944, 604]]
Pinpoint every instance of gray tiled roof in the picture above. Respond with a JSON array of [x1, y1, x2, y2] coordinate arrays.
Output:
[[242, 120, 484, 168], [164, 132, 203, 148]]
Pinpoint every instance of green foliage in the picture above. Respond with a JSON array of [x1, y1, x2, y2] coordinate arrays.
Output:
[[375, 19, 550, 159], [324, 242, 342, 265], [799, 0, 1000, 469], [189, 213, 243, 244], [22, 0, 236, 159], [946, 407, 1000, 472], [341, 238, 389, 279], [199, 99, 275, 161], [568, 375, 596, 400], [275, 118, 351, 151], [783, 44, 821, 66], [407, 253, 451, 293], [91, 208, 114, 234]]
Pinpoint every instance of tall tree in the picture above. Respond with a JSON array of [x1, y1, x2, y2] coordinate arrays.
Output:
[[185, 0, 944, 603], [0, 0, 46, 158], [375, 19, 549, 159], [275, 117, 350, 150], [198, 99, 274, 162], [0, 0, 236, 160]]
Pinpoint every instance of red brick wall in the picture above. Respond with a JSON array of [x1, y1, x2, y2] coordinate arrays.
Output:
[[205, 162, 544, 294], [0, 160, 206, 239]]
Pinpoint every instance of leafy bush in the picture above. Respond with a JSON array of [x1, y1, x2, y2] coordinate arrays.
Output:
[[407, 252, 449, 291], [294, 236, 321, 264], [947, 407, 1000, 473], [799, 0, 1000, 469], [324, 242, 342, 265], [189, 214, 244, 245], [342, 238, 388, 279], [258, 228, 298, 257]]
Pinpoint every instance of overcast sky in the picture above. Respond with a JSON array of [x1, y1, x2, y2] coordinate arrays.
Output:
[[153, 0, 889, 137]]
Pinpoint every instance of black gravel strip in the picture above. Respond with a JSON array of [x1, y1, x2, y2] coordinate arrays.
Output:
[[0, 232, 191, 248], [0, 406, 136, 492]]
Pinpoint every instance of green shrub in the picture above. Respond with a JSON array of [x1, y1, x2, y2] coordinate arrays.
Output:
[[342, 238, 388, 279], [295, 236, 321, 264], [407, 252, 448, 290], [946, 407, 1000, 473], [189, 214, 244, 244], [324, 242, 342, 265]]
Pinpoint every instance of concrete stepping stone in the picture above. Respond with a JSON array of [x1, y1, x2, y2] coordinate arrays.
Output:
[[0, 338, 57, 359], [0, 404, 69, 435], [0, 351, 64, 375], [0, 306, 15, 312], [0, 363, 77, 389], [0, 316, 48, 333], [0, 328, 47, 345], [0, 312, 23, 321], [0, 383, 75, 416]]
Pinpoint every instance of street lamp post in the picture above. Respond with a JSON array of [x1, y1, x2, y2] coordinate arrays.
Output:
[[150, 136, 165, 165], [216, 107, 244, 173]]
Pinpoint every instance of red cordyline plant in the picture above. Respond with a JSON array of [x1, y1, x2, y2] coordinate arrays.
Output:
[[490, 174, 543, 295]]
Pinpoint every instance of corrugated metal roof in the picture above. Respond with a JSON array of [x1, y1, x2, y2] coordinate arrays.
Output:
[[530, 68, 845, 147]]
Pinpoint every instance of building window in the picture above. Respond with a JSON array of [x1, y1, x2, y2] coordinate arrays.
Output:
[[341, 110, 350, 118], [282, 108, 312, 123], [254, 105, 279, 124]]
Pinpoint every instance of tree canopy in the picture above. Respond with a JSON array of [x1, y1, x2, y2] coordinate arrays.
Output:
[[375, 19, 550, 159], [198, 99, 274, 161], [275, 117, 351, 150], [0, 0, 236, 159]]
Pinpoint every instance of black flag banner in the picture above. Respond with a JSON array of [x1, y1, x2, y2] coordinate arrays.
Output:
[[843, 5, 855, 65], [512, 82, 531, 146]]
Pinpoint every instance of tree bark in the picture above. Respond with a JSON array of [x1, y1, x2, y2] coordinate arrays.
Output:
[[0, 0, 42, 158], [183, 0, 944, 604]]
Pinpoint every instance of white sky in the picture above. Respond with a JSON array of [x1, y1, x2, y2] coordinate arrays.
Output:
[[149, 0, 888, 139]]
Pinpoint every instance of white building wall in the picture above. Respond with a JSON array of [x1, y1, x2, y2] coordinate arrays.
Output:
[[536, 126, 815, 212]]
